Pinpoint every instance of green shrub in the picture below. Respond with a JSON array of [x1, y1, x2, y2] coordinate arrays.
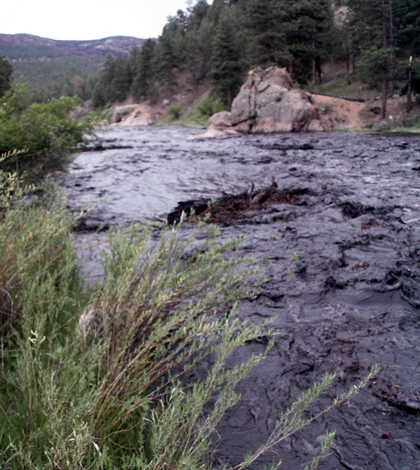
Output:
[[195, 97, 226, 118], [0, 82, 93, 181], [168, 105, 182, 119], [0, 163, 379, 470]]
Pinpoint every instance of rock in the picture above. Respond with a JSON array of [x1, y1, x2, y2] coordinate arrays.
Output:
[[188, 111, 239, 140], [207, 111, 233, 129], [187, 127, 241, 141], [307, 119, 325, 132], [117, 103, 156, 126], [111, 105, 137, 124], [231, 67, 320, 133], [188, 66, 329, 140]]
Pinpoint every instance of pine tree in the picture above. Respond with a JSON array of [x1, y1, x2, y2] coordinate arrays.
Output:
[[346, 0, 396, 118], [283, 0, 333, 83], [243, 0, 290, 69], [209, 12, 245, 106], [154, 29, 179, 98], [132, 39, 156, 101], [110, 57, 132, 102], [0, 56, 13, 98]]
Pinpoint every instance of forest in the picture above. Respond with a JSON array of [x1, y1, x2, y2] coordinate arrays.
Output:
[[89, 0, 420, 114], [1, 0, 419, 114]]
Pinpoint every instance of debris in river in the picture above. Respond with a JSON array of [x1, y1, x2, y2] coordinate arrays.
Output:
[[167, 178, 305, 225]]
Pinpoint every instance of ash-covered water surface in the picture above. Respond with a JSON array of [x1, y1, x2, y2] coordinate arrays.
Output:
[[65, 126, 420, 470]]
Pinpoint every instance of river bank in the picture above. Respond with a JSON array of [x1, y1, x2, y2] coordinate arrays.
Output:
[[65, 127, 420, 469]]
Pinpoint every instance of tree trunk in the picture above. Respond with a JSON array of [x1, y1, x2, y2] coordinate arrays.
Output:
[[290, 52, 295, 76], [389, 0, 394, 96], [381, 0, 388, 119], [312, 37, 316, 85], [381, 68, 387, 120], [408, 58, 413, 113]]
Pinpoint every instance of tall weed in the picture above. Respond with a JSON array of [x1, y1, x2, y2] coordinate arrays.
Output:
[[0, 159, 378, 469]]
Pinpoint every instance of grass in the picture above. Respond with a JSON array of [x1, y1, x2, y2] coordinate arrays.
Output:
[[0, 155, 379, 470], [158, 97, 227, 127]]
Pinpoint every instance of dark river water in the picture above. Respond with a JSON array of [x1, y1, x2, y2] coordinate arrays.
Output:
[[64, 126, 420, 470]]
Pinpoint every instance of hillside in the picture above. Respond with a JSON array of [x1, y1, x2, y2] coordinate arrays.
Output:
[[0, 34, 145, 100], [0, 34, 145, 60]]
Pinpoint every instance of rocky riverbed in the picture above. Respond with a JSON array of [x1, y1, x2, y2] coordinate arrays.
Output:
[[64, 126, 420, 470]]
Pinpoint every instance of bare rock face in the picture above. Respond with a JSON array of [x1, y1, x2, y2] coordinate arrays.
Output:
[[230, 66, 322, 133]]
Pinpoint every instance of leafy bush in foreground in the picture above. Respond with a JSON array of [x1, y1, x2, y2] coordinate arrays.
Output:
[[0, 83, 93, 181], [0, 163, 378, 470]]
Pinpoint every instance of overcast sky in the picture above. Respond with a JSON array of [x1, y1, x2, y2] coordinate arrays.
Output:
[[3, 0, 206, 41]]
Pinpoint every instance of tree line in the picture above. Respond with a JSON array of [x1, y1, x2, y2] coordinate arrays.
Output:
[[90, 0, 420, 112], [1, 0, 419, 113]]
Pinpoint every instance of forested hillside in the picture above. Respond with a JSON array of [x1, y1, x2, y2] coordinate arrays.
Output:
[[0, 34, 144, 102], [92, 0, 420, 117]]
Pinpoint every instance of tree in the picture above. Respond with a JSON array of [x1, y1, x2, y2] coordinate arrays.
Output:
[[131, 39, 157, 101], [209, 12, 245, 106], [243, 0, 290, 69], [282, 0, 334, 83], [185, 19, 214, 98], [153, 29, 179, 98], [346, 0, 396, 119], [0, 56, 13, 98]]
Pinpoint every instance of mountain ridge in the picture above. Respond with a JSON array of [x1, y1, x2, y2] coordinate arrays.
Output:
[[0, 33, 145, 60]]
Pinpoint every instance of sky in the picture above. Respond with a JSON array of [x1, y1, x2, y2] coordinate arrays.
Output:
[[2, 0, 205, 41]]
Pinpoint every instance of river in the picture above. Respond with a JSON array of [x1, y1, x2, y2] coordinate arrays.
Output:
[[64, 126, 420, 470]]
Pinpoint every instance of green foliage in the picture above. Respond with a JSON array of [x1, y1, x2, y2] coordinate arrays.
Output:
[[242, 0, 290, 69], [195, 96, 226, 117], [0, 167, 379, 470], [12, 56, 102, 102], [0, 55, 12, 97], [168, 104, 182, 118], [131, 39, 157, 101], [0, 82, 93, 180], [153, 30, 179, 98], [209, 11, 245, 106]]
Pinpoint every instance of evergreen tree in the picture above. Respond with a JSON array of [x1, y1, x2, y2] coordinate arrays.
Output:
[[109, 56, 132, 102], [346, 0, 396, 118], [131, 39, 157, 101], [283, 0, 334, 83], [0, 56, 13, 98], [154, 29, 179, 98], [209, 12, 245, 106], [243, 0, 290, 69]]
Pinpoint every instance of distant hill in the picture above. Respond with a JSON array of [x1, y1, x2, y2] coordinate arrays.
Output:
[[0, 34, 145, 100], [0, 34, 145, 60]]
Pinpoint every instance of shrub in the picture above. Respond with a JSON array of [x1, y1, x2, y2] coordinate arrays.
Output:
[[0, 163, 379, 470], [0, 82, 93, 181], [195, 97, 226, 118], [168, 105, 182, 119]]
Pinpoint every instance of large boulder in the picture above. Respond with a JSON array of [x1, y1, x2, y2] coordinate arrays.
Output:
[[111, 105, 137, 124], [119, 103, 155, 126], [111, 103, 160, 126], [187, 111, 241, 140], [188, 66, 327, 140], [230, 66, 321, 133], [207, 111, 233, 129]]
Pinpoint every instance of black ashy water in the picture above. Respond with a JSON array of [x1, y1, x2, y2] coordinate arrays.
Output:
[[65, 126, 420, 470]]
